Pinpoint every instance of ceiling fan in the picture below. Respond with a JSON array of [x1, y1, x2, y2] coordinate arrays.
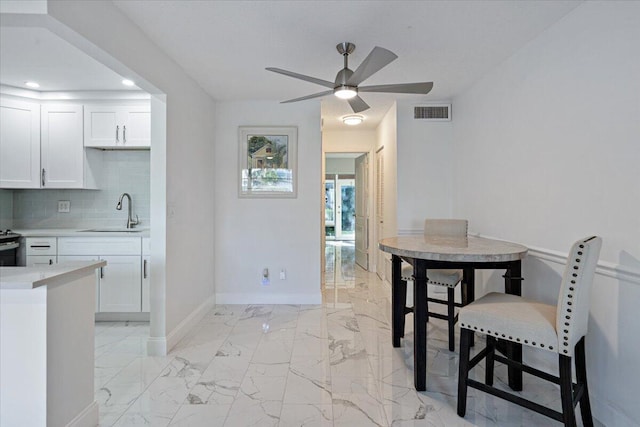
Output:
[[266, 42, 433, 113]]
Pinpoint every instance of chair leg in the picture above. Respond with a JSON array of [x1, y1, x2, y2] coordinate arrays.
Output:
[[559, 354, 577, 427], [399, 279, 407, 338], [485, 336, 496, 386], [575, 337, 594, 427], [447, 287, 455, 351], [457, 328, 472, 417]]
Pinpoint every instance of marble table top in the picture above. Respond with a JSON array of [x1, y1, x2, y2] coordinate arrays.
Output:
[[0, 260, 106, 290], [379, 235, 528, 263]]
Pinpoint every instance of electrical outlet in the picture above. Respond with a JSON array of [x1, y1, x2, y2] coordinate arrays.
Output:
[[261, 268, 270, 286], [279, 269, 286, 280], [58, 200, 70, 213]]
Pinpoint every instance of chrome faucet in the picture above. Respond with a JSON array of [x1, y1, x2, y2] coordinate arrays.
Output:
[[116, 193, 139, 229]]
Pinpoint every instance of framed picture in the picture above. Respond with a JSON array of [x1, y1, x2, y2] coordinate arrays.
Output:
[[238, 126, 298, 198]]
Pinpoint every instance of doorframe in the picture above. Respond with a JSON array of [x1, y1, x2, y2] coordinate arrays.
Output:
[[321, 148, 375, 280]]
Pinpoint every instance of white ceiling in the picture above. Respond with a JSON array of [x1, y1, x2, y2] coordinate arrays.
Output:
[[0, 26, 139, 92], [112, 0, 581, 130], [1, 1, 581, 130]]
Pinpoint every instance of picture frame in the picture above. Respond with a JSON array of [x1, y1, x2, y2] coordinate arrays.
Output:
[[238, 126, 298, 198]]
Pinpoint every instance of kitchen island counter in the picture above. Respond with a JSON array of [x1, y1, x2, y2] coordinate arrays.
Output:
[[0, 260, 106, 289], [1, 261, 104, 427]]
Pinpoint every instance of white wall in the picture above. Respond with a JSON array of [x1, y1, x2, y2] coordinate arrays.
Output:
[[214, 101, 321, 304], [43, 0, 217, 352], [452, 2, 640, 425], [396, 100, 454, 232], [375, 104, 398, 279], [325, 158, 355, 175]]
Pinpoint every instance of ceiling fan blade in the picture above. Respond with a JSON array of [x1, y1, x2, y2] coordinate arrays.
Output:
[[346, 47, 398, 86], [266, 67, 335, 89], [347, 95, 370, 113], [281, 90, 333, 104], [358, 82, 434, 94]]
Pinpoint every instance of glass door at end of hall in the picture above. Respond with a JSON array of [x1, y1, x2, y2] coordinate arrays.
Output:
[[325, 177, 356, 240]]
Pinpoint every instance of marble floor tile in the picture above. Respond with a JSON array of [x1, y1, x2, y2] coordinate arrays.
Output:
[[93, 254, 579, 426]]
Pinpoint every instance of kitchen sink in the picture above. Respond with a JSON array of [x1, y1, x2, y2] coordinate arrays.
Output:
[[79, 227, 145, 233]]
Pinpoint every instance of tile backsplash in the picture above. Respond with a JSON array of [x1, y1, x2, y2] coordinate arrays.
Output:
[[11, 150, 150, 229]]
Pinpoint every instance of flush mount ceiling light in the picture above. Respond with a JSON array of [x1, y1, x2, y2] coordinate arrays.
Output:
[[122, 79, 135, 87], [342, 115, 364, 126], [25, 81, 40, 89]]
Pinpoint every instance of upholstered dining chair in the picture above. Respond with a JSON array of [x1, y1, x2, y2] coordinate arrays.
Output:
[[457, 236, 602, 427], [399, 219, 468, 351]]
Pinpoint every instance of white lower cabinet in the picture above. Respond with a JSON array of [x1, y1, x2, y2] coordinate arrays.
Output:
[[58, 255, 100, 312], [99, 255, 142, 312], [25, 255, 57, 267], [58, 237, 142, 313], [22, 237, 57, 267], [142, 256, 150, 312]]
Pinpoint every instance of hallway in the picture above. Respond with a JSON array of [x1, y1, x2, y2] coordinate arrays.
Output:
[[95, 263, 564, 426]]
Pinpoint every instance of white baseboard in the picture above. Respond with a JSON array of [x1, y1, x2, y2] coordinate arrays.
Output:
[[146, 336, 167, 356], [95, 312, 150, 322], [165, 294, 216, 352], [215, 292, 322, 305], [66, 400, 98, 427]]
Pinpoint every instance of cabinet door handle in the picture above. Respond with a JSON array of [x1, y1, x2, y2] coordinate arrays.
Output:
[[143, 259, 148, 279], [41, 168, 45, 187], [100, 267, 105, 279], [123, 125, 126, 143], [49, 259, 53, 265], [116, 125, 119, 142]]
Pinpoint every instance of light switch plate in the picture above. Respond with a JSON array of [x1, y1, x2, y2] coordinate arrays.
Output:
[[58, 200, 70, 213]]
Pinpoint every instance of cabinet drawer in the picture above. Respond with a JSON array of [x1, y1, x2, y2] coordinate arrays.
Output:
[[58, 237, 141, 256], [25, 237, 57, 256], [25, 255, 57, 266]]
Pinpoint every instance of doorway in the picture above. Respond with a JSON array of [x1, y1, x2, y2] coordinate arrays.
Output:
[[324, 152, 369, 289], [326, 177, 355, 240]]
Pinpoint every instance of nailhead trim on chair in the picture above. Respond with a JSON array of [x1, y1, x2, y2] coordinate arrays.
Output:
[[559, 243, 585, 354], [401, 275, 460, 288], [459, 323, 555, 351]]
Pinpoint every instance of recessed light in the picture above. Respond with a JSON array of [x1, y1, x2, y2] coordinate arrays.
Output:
[[25, 81, 40, 89], [122, 79, 135, 87], [342, 115, 364, 126]]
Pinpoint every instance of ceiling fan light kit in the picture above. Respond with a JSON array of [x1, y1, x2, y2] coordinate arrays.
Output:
[[266, 42, 433, 113], [334, 86, 357, 99]]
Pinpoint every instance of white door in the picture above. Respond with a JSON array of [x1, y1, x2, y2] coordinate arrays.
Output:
[[58, 255, 100, 312], [122, 107, 151, 147], [335, 179, 355, 240], [84, 105, 120, 147], [142, 256, 150, 312], [355, 154, 368, 269], [0, 98, 40, 188], [376, 148, 386, 280], [99, 255, 142, 312], [41, 104, 84, 188]]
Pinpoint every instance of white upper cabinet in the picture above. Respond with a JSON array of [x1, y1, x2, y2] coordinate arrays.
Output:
[[0, 98, 41, 188], [84, 105, 150, 148], [41, 104, 85, 188]]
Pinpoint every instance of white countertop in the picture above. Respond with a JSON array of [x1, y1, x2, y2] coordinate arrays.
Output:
[[14, 228, 150, 238], [0, 260, 106, 290]]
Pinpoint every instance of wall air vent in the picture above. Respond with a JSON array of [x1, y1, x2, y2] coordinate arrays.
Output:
[[414, 104, 451, 121]]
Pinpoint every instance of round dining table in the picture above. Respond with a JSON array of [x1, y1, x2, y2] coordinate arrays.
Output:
[[379, 234, 528, 391]]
